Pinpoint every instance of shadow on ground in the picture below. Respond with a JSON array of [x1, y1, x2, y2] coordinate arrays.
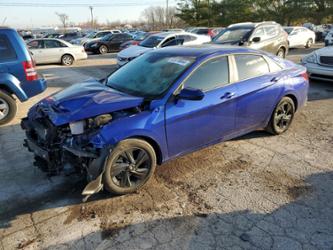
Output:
[[44, 171, 333, 249]]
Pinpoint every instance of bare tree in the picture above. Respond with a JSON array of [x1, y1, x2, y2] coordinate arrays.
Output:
[[142, 6, 183, 30], [55, 12, 69, 31]]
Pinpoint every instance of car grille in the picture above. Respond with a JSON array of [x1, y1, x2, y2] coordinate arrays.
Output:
[[320, 56, 333, 66]]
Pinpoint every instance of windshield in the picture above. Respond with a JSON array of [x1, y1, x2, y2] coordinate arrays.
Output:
[[134, 32, 147, 41], [106, 53, 196, 98], [85, 32, 97, 38], [213, 27, 253, 43], [284, 28, 294, 34], [139, 36, 164, 48]]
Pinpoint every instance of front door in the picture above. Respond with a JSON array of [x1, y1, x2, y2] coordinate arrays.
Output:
[[165, 56, 237, 157]]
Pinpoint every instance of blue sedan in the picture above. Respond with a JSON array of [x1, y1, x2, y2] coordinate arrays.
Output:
[[21, 45, 308, 199]]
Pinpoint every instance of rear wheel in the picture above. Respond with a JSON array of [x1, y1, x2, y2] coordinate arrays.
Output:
[[103, 139, 156, 195], [0, 90, 17, 126], [305, 38, 313, 48], [266, 97, 295, 135], [61, 54, 74, 66], [276, 48, 285, 58], [99, 45, 108, 54]]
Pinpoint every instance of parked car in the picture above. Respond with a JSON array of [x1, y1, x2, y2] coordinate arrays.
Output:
[[43, 33, 62, 39], [301, 46, 333, 82], [119, 32, 157, 51], [284, 26, 316, 48], [117, 32, 211, 67], [324, 29, 333, 46], [27, 39, 87, 66], [84, 33, 132, 54], [0, 28, 46, 125], [70, 30, 121, 46], [213, 21, 289, 58], [190, 27, 221, 38], [59, 32, 83, 42], [21, 46, 308, 199]]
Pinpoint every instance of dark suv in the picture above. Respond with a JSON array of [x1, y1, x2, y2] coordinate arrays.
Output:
[[0, 27, 47, 125], [213, 22, 289, 58]]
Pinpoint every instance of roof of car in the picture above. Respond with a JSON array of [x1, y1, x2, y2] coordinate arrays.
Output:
[[152, 44, 264, 58]]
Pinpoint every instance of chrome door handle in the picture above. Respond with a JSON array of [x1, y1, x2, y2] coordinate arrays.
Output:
[[220, 92, 235, 99]]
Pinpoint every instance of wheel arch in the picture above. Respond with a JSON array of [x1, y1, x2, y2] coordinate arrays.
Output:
[[129, 135, 163, 165], [284, 93, 298, 111], [62, 53, 76, 61]]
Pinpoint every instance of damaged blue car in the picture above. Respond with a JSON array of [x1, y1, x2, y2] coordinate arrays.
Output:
[[21, 46, 308, 200]]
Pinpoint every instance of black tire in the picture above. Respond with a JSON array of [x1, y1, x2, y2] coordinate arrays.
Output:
[[103, 139, 156, 195], [0, 90, 17, 126], [305, 38, 313, 48], [276, 48, 286, 58], [61, 54, 74, 66], [266, 97, 295, 135], [99, 45, 108, 54]]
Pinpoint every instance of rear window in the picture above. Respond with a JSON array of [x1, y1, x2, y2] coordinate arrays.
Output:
[[0, 34, 17, 62]]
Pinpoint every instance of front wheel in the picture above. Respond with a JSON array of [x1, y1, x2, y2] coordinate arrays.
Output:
[[99, 45, 108, 54], [0, 91, 17, 126], [266, 97, 295, 135], [103, 139, 156, 195]]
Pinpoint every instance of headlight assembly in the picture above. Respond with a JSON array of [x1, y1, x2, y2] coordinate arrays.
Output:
[[69, 120, 86, 135], [305, 54, 317, 64]]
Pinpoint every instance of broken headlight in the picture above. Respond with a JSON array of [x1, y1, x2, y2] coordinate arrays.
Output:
[[69, 121, 86, 135]]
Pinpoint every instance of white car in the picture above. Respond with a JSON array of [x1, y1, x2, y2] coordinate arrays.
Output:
[[117, 32, 211, 67], [284, 26, 316, 48], [27, 39, 88, 66], [70, 30, 121, 46], [324, 30, 333, 46], [301, 46, 333, 82]]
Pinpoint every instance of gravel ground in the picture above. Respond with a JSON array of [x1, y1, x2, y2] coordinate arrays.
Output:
[[0, 46, 332, 250]]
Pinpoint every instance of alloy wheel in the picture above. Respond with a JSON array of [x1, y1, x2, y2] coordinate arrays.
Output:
[[274, 101, 294, 132], [62, 55, 74, 66], [110, 147, 151, 189], [0, 98, 9, 121], [99, 45, 108, 54]]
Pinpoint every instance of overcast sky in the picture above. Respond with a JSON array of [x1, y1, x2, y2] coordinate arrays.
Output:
[[0, 0, 177, 28]]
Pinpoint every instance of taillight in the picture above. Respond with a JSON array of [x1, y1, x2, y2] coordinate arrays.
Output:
[[22, 61, 38, 81], [301, 71, 309, 81]]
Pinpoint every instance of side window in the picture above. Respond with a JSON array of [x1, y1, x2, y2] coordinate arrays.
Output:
[[161, 37, 176, 47], [44, 40, 67, 48], [264, 26, 279, 38], [185, 56, 229, 91], [27, 40, 43, 49], [235, 54, 270, 80], [96, 32, 109, 38], [253, 27, 265, 38], [265, 56, 283, 72], [0, 35, 17, 62]]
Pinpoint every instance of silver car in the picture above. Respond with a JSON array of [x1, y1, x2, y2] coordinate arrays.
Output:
[[27, 39, 88, 66]]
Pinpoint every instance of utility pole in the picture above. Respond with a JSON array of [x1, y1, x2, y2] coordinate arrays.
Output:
[[89, 6, 94, 29]]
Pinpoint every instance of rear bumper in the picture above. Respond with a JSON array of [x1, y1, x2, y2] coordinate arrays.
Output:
[[19, 78, 47, 101]]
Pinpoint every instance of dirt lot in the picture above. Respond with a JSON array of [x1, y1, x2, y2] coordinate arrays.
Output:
[[0, 46, 332, 250]]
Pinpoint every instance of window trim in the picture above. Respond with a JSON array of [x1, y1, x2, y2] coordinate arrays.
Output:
[[173, 54, 233, 95]]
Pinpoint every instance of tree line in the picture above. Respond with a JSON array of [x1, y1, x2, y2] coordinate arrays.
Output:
[[176, 0, 333, 27]]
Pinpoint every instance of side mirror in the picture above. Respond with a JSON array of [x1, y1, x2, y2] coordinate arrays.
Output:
[[177, 88, 204, 101], [252, 37, 261, 43]]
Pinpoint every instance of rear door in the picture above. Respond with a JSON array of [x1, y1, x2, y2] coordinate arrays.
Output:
[[43, 39, 67, 63], [165, 56, 237, 157], [231, 54, 281, 133], [27, 40, 46, 63]]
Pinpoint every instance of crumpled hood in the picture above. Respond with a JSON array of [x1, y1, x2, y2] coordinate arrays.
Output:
[[314, 46, 333, 57], [118, 45, 152, 58], [35, 80, 143, 126]]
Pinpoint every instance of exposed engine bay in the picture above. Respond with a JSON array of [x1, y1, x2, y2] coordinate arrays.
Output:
[[21, 102, 143, 201]]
